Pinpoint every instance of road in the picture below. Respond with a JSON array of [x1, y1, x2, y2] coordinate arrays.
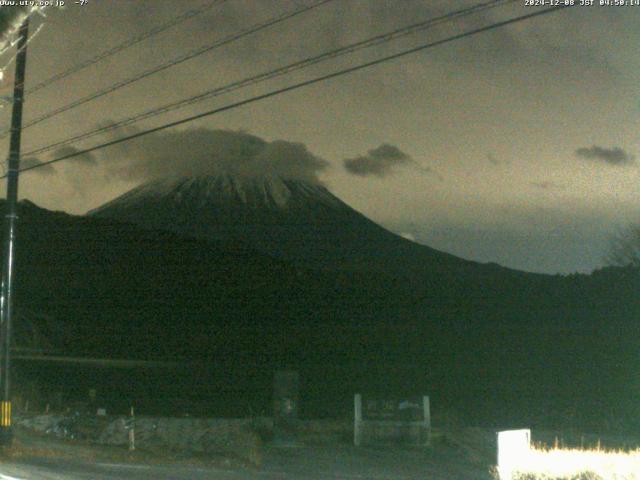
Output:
[[0, 444, 493, 479]]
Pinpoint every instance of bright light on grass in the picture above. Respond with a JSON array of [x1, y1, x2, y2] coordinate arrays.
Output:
[[499, 445, 640, 480]]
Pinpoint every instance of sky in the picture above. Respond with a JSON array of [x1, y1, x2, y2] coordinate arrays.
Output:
[[0, 0, 637, 274]]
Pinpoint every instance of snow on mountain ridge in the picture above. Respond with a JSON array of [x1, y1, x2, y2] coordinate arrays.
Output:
[[89, 172, 480, 274], [91, 174, 344, 215]]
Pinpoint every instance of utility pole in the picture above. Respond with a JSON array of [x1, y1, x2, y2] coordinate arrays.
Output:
[[0, 17, 29, 447]]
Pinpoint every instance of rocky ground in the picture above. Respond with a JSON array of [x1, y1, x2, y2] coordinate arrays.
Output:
[[3, 413, 500, 479]]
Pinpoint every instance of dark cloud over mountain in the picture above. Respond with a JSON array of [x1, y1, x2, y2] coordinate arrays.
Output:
[[101, 127, 329, 184], [21, 157, 55, 175], [575, 145, 635, 166], [53, 146, 98, 166], [343, 144, 414, 177]]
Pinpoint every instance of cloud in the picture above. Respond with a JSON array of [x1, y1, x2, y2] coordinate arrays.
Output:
[[343, 144, 415, 177], [40, 147, 98, 196], [400, 232, 416, 242], [487, 153, 500, 166], [530, 181, 563, 190], [102, 127, 329, 184], [486, 153, 512, 167], [21, 156, 55, 175], [51, 146, 96, 166], [575, 145, 635, 166]]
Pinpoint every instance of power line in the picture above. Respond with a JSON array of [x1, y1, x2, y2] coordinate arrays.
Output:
[[24, 0, 515, 158], [1, 0, 333, 140], [22, 0, 228, 95], [13, 5, 569, 177]]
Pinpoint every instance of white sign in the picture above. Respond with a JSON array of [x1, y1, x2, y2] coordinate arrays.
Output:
[[496, 429, 531, 480]]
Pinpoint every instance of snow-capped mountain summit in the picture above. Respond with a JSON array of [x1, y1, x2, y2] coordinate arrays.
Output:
[[89, 174, 470, 273], [95, 174, 343, 211]]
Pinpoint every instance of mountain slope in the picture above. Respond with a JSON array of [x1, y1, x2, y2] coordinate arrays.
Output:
[[86, 174, 640, 329], [89, 175, 479, 275]]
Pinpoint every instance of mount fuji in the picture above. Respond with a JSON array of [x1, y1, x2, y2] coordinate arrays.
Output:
[[89, 174, 475, 275]]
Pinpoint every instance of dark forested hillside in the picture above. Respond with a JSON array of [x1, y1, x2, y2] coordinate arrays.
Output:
[[5, 198, 640, 428]]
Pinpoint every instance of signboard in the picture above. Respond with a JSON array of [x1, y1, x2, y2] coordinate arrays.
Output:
[[354, 394, 430, 447], [362, 398, 425, 422], [496, 429, 531, 480]]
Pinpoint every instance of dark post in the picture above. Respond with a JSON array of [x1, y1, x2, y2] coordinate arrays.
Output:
[[0, 17, 29, 446]]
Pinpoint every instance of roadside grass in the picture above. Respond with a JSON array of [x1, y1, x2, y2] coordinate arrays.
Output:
[[0, 425, 263, 469], [494, 443, 640, 480]]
